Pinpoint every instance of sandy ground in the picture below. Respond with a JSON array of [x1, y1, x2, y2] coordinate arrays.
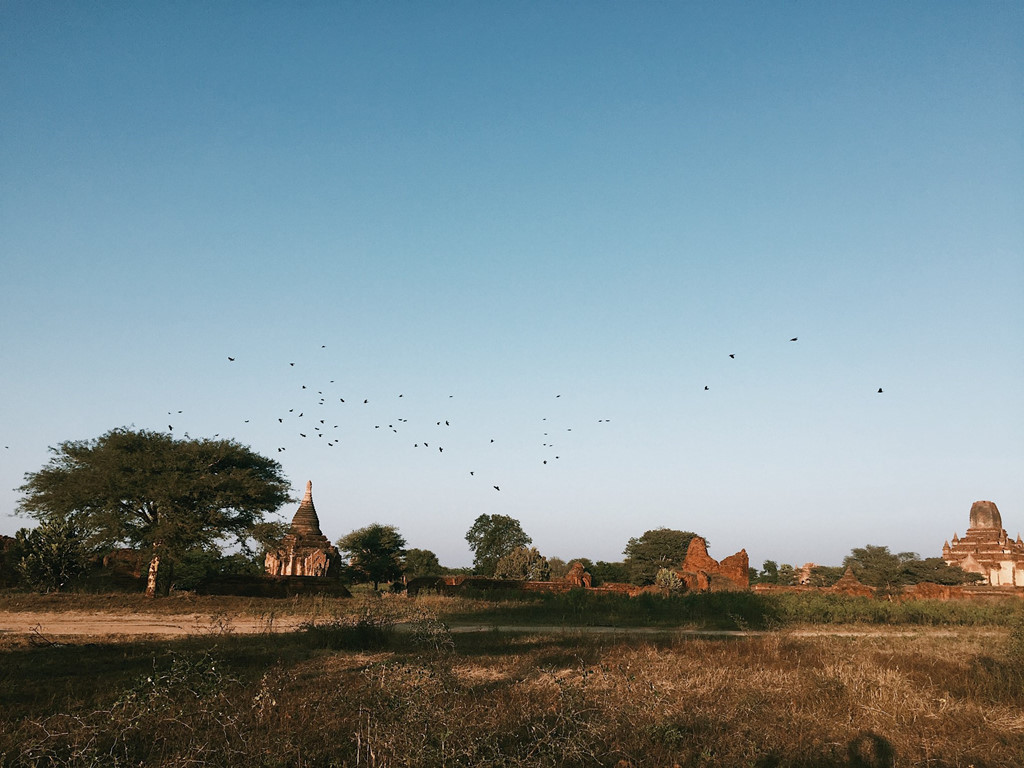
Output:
[[0, 610, 1000, 640], [0, 611, 309, 637]]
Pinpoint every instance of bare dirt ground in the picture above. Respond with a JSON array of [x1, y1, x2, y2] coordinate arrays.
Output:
[[0, 609, 1004, 640], [0, 610, 308, 637]]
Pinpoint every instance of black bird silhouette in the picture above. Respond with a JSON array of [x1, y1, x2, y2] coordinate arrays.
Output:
[[729, 354, 735, 359], [244, 420, 249, 423], [227, 357, 235, 361], [300, 433, 306, 438], [789, 337, 798, 342], [877, 388, 883, 393], [168, 425, 173, 430], [493, 486, 500, 491], [470, 471, 474, 476], [704, 386, 709, 390], [290, 362, 295, 366], [364, 399, 368, 404], [278, 418, 283, 423]]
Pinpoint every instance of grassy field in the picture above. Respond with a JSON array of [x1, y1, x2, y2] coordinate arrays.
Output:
[[2, 591, 1023, 767]]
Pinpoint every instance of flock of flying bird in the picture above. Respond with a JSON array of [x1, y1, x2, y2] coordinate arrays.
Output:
[[154, 337, 888, 494], [160, 344, 617, 492]]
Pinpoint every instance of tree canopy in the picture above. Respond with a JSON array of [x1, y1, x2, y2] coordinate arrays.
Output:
[[494, 546, 550, 581], [844, 545, 984, 592], [337, 524, 406, 589], [465, 514, 532, 576], [402, 547, 443, 579], [17, 428, 291, 597], [623, 528, 702, 585]]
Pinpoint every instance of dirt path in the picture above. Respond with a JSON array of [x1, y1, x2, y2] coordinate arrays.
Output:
[[0, 611, 309, 637], [1, 611, 999, 640]]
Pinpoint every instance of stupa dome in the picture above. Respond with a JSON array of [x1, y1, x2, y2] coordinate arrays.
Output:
[[969, 500, 1002, 530]]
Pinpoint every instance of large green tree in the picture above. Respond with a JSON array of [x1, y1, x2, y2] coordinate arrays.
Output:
[[843, 545, 918, 593], [465, 514, 532, 576], [402, 547, 443, 579], [17, 428, 290, 597], [337, 524, 407, 589], [494, 546, 550, 581], [623, 528, 702, 585], [844, 545, 984, 593]]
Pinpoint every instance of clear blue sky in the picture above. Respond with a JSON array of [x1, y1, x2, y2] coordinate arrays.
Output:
[[2, 2, 1021, 570]]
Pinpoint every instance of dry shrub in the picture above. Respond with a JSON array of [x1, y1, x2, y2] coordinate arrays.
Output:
[[3, 626, 1024, 767]]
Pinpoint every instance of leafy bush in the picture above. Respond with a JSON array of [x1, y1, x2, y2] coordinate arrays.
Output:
[[14, 520, 93, 592]]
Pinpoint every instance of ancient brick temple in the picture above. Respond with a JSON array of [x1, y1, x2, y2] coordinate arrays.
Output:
[[265, 481, 341, 577], [943, 500, 1024, 586]]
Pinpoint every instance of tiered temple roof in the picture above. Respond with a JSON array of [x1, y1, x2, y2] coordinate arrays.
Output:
[[943, 500, 1024, 587], [265, 481, 341, 577]]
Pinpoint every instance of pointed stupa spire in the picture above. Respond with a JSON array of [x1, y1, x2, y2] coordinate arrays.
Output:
[[290, 480, 323, 537]]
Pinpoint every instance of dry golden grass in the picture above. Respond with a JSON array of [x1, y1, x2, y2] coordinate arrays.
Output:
[[2, 614, 1021, 767]]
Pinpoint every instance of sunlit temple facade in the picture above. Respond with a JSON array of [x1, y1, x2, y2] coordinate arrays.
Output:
[[943, 500, 1024, 587]]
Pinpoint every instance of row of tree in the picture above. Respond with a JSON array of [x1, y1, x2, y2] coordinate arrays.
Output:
[[7, 428, 983, 595], [751, 545, 984, 592]]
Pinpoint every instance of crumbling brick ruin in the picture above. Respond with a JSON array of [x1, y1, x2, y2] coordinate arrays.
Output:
[[265, 481, 341, 577], [676, 536, 749, 591]]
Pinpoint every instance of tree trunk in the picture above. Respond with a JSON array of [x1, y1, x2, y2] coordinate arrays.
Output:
[[161, 560, 174, 597], [145, 551, 161, 598]]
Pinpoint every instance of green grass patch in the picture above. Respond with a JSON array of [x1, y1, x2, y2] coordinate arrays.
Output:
[[436, 588, 1023, 629]]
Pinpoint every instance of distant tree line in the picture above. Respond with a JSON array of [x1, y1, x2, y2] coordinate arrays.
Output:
[[2, 426, 987, 595], [750, 545, 983, 591]]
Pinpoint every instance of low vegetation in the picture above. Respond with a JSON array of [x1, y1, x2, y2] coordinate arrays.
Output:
[[1, 600, 1022, 767]]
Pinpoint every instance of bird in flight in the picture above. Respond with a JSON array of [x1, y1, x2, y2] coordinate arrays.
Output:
[[493, 486, 500, 491], [729, 354, 735, 359], [704, 386, 709, 391], [877, 388, 883, 393], [789, 337, 798, 342], [227, 357, 235, 361]]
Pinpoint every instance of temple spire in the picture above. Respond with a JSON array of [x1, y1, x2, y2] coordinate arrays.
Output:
[[290, 480, 323, 537]]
